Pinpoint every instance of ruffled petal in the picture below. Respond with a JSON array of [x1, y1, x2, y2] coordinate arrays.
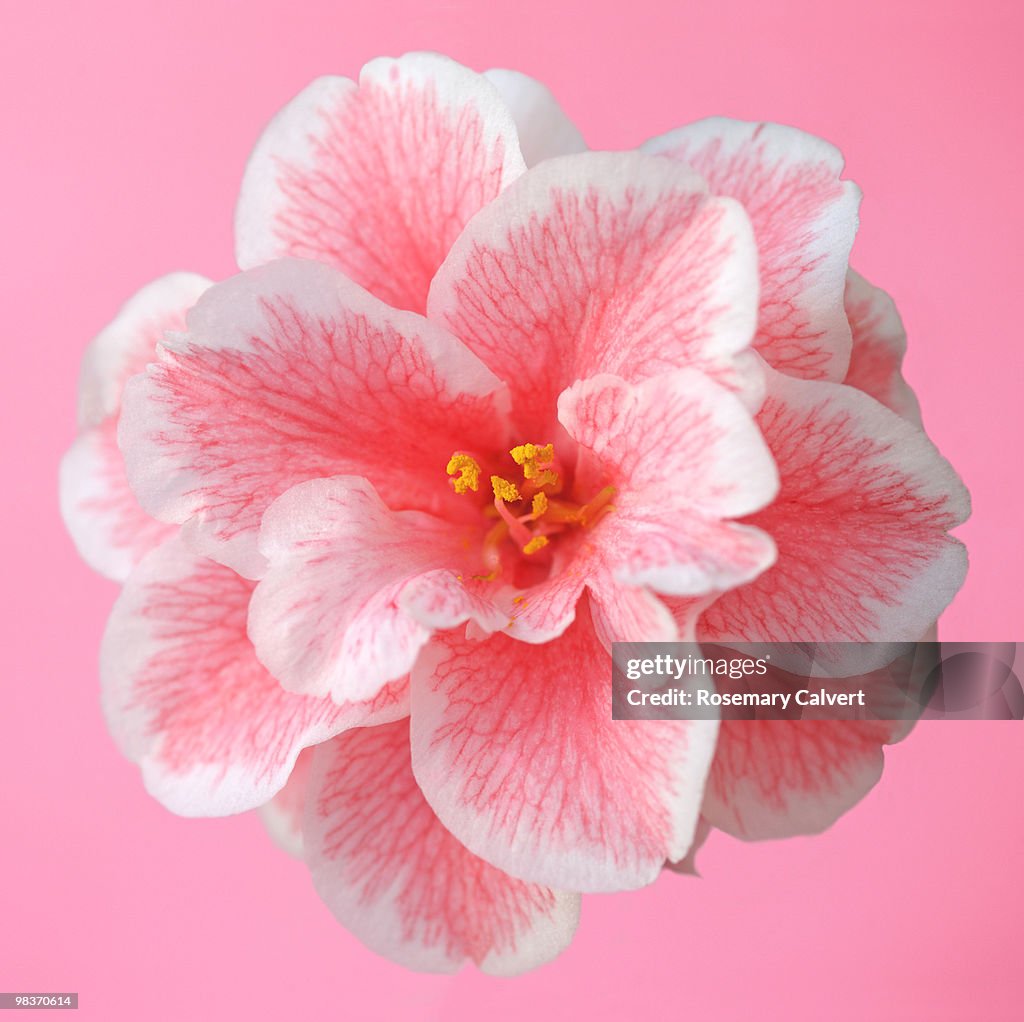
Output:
[[119, 259, 510, 578], [559, 370, 778, 594], [704, 718, 892, 840], [428, 151, 760, 434], [844, 269, 922, 422], [587, 575, 680, 647], [702, 631, 935, 839], [698, 368, 970, 648], [644, 118, 859, 381], [411, 599, 718, 892], [101, 534, 408, 816], [305, 719, 580, 974], [77, 272, 212, 429], [249, 476, 506, 703], [236, 52, 526, 313], [505, 370, 776, 644], [60, 420, 175, 581], [62, 272, 211, 580], [483, 69, 586, 166]]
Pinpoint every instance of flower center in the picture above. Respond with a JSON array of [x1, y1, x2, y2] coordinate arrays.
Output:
[[446, 443, 616, 579]]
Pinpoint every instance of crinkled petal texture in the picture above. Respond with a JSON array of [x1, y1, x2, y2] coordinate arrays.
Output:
[[119, 259, 510, 579], [506, 371, 778, 645], [428, 151, 761, 434], [844, 269, 922, 423], [305, 719, 580, 975], [249, 476, 507, 703], [100, 534, 408, 816], [643, 118, 860, 382], [483, 69, 586, 167], [698, 367, 970, 649], [60, 272, 211, 580], [411, 600, 718, 893], [236, 52, 526, 313]]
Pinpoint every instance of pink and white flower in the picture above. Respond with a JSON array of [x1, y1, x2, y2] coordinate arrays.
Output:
[[60, 52, 969, 972]]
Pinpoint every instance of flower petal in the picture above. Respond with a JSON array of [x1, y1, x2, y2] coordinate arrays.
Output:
[[77, 272, 212, 430], [259, 746, 314, 859], [62, 272, 211, 580], [411, 599, 718, 892], [483, 69, 586, 166], [844, 269, 922, 422], [428, 151, 760, 433], [588, 575, 680, 647], [59, 420, 175, 581], [558, 370, 778, 595], [665, 815, 712, 875], [703, 718, 892, 839], [236, 52, 526, 313], [305, 719, 580, 974], [701, 630, 935, 839], [698, 368, 970, 648], [644, 118, 859, 381], [101, 534, 408, 816], [119, 259, 509, 578], [249, 476, 505, 703]]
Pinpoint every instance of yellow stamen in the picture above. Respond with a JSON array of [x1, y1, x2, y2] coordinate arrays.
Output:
[[531, 492, 549, 517], [576, 485, 617, 527], [491, 475, 521, 503], [446, 453, 481, 494], [522, 535, 549, 555], [510, 442, 559, 487]]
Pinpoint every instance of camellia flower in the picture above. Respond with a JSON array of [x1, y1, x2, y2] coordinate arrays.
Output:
[[60, 52, 969, 972]]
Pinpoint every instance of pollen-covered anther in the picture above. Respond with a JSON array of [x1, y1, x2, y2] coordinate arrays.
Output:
[[522, 535, 549, 555], [446, 453, 481, 494], [510, 442, 560, 488], [491, 475, 521, 503]]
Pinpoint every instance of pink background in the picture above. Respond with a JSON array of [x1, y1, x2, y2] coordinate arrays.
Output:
[[3, 1, 1021, 1018]]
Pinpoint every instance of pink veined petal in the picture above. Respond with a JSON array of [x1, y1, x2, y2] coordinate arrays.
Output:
[[77, 272, 212, 430], [101, 534, 408, 817], [236, 52, 526, 314], [643, 118, 860, 382], [698, 628, 936, 839], [249, 476, 506, 703], [119, 259, 510, 578], [61, 272, 211, 581], [703, 718, 894, 839], [502, 541, 745, 649], [587, 574, 680, 647], [305, 719, 580, 975], [500, 547, 681, 647], [559, 370, 778, 595], [59, 420, 176, 582], [698, 367, 970, 653], [483, 69, 586, 167], [259, 746, 315, 859], [504, 370, 777, 646], [844, 269, 922, 423], [410, 598, 718, 893], [428, 151, 761, 435]]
